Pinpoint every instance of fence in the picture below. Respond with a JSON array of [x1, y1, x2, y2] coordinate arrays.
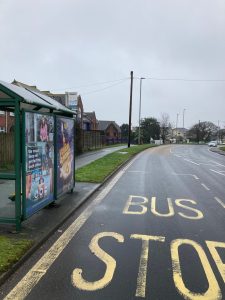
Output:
[[0, 133, 14, 164], [0, 130, 122, 163], [82, 130, 105, 151]]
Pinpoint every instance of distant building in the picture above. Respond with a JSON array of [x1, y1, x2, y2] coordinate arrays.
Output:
[[11, 80, 84, 127], [83, 112, 98, 131], [0, 110, 15, 133], [98, 120, 121, 143], [172, 127, 188, 141]]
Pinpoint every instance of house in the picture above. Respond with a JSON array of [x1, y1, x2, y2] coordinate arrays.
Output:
[[172, 127, 188, 141], [0, 110, 15, 133], [51, 92, 84, 128], [83, 112, 98, 131], [98, 120, 121, 143], [12, 80, 84, 128]]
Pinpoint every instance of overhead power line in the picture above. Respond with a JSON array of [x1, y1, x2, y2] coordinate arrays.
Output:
[[50, 77, 129, 92], [81, 79, 128, 96], [134, 77, 225, 82]]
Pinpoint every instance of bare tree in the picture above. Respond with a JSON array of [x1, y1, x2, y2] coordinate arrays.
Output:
[[160, 113, 171, 144], [187, 121, 217, 142], [219, 128, 225, 142]]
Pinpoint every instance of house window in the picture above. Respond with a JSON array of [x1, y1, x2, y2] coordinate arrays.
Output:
[[0, 110, 5, 115], [0, 127, 5, 132], [10, 112, 15, 116]]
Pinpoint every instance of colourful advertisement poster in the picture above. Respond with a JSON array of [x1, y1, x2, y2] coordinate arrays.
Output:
[[25, 112, 54, 217], [56, 117, 75, 196]]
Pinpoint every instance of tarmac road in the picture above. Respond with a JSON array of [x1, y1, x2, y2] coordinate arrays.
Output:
[[1, 145, 225, 300]]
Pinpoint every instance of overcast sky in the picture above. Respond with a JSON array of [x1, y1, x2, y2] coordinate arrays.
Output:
[[0, 0, 225, 128]]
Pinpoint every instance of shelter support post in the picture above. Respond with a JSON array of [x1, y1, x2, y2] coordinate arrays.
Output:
[[15, 100, 21, 231]]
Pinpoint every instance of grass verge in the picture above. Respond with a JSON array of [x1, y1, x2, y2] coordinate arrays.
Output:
[[0, 236, 33, 275], [80, 143, 126, 154], [75, 144, 156, 183], [219, 146, 225, 152]]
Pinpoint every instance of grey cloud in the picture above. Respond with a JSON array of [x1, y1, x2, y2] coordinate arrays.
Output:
[[0, 0, 224, 127]]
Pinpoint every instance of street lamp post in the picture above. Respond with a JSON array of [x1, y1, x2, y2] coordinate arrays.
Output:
[[218, 120, 220, 143], [176, 113, 179, 141], [138, 77, 145, 144], [183, 108, 186, 129], [183, 108, 186, 142]]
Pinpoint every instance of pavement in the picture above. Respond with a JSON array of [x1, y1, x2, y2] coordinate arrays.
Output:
[[75, 145, 127, 169], [209, 145, 225, 156], [0, 145, 127, 285]]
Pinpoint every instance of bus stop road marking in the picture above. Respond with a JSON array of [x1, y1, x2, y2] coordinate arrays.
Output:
[[3, 158, 137, 300]]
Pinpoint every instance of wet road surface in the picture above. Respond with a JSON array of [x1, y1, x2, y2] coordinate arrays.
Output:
[[1, 145, 225, 299]]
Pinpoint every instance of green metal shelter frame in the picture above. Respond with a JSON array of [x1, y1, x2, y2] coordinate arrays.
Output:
[[0, 81, 74, 231]]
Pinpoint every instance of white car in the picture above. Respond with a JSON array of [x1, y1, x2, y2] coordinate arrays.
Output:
[[208, 141, 217, 147]]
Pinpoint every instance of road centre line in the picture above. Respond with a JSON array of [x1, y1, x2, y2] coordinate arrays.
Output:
[[201, 183, 210, 191], [199, 162, 221, 166], [210, 169, 225, 176], [214, 197, 225, 209], [184, 158, 200, 165], [172, 172, 199, 180], [3, 155, 138, 300], [127, 170, 150, 173], [210, 161, 225, 168]]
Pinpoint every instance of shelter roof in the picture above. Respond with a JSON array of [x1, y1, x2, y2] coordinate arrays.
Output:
[[0, 80, 73, 114]]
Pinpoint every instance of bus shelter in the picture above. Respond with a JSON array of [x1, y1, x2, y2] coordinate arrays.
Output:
[[0, 81, 75, 230]]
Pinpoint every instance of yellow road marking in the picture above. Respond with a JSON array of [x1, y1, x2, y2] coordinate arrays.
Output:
[[171, 239, 222, 299], [72, 232, 124, 291], [123, 195, 148, 215], [131, 234, 165, 298], [175, 199, 204, 220], [206, 241, 225, 283], [3, 158, 137, 300], [151, 197, 175, 217]]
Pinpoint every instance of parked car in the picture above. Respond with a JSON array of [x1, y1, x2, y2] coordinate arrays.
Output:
[[208, 141, 217, 147]]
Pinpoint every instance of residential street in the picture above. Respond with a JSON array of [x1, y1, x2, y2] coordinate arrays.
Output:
[[1, 145, 225, 300]]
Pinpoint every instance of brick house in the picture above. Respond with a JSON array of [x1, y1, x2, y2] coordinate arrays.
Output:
[[0, 110, 15, 133], [98, 120, 121, 143], [83, 112, 98, 131]]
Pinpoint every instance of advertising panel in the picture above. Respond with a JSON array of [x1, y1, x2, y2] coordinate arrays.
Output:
[[56, 117, 75, 196], [66, 92, 77, 112], [24, 112, 54, 217]]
